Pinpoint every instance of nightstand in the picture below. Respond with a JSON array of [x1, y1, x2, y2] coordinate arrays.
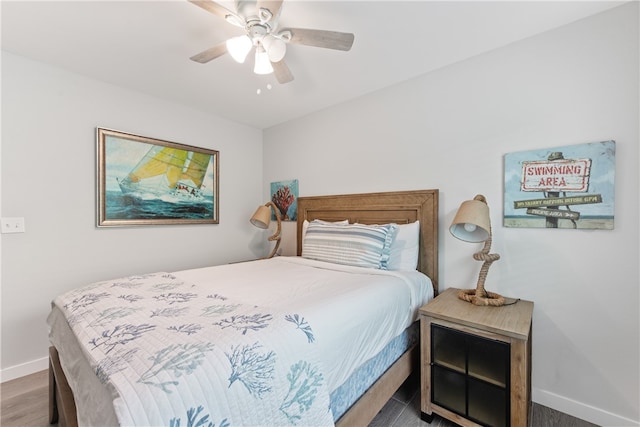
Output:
[[420, 288, 533, 427]]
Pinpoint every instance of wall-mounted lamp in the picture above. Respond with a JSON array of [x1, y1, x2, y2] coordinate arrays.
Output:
[[450, 194, 505, 306], [250, 201, 282, 258]]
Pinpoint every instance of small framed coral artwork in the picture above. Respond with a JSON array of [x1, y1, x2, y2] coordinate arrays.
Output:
[[270, 179, 299, 221]]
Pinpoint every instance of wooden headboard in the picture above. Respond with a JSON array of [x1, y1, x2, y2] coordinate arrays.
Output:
[[296, 189, 439, 295]]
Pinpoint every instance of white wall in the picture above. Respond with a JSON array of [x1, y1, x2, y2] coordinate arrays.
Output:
[[0, 52, 265, 378], [264, 4, 639, 426]]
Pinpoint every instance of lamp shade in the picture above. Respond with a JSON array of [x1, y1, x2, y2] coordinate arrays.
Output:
[[250, 201, 282, 259], [250, 205, 271, 229], [226, 35, 252, 63], [449, 195, 491, 243], [254, 45, 273, 75], [262, 35, 286, 62]]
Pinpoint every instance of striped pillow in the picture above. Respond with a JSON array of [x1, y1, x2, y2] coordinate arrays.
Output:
[[302, 222, 398, 269], [302, 219, 349, 240]]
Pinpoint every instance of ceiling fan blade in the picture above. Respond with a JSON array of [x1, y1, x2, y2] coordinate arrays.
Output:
[[190, 42, 228, 63], [282, 28, 354, 51], [257, 0, 283, 21], [272, 60, 294, 84], [188, 0, 244, 27]]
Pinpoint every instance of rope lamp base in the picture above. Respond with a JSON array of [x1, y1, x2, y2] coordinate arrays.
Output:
[[458, 289, 506, 306], [450, 195, 504, 307]]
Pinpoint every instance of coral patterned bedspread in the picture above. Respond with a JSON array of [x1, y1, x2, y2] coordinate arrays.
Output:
[[52, 271, 333, 427]]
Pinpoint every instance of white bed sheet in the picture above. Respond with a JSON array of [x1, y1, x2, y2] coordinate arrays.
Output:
[[48, 256, 433, 426]]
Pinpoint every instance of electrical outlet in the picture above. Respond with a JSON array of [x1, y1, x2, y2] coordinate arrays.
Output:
[[1, 217, 25, 233]]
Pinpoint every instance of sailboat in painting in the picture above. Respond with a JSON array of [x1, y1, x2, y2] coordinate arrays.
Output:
[[118, 146, 212, 201]]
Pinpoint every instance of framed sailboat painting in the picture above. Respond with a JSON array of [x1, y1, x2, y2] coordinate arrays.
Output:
[[97, 127, 219, 227]]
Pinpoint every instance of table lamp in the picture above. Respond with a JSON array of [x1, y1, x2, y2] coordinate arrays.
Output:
[[250, 201, 282, 258], [449, 194, 505, 306]]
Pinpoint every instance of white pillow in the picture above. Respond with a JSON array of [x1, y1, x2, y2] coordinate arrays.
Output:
[[302, 222, 398, 270], [387, 221, 420, 271], [302, 219, 349, 239]]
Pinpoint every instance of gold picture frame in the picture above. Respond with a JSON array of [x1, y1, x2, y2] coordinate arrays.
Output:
[[97, 127, 219, 227]]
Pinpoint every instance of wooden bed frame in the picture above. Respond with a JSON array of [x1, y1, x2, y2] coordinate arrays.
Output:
[[297, 189, 439, 427], [49, 189, 439, 427]]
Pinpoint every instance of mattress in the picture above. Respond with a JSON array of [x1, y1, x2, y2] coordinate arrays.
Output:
[[48, 256, 433, 425], [330, 321, 420, 420]]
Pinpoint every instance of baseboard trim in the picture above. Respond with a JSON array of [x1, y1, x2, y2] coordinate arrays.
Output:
[[1, 356, 48, 383], [533, 387, 639, 427]]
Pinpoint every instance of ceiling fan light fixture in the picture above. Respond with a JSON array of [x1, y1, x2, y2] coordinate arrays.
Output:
[[254, 45, 274, 75], [262, 35, 286, 62], [226, 35, 253, 63]]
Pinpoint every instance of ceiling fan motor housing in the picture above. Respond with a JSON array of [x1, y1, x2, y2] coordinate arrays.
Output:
[[248, 21, 269, 43]]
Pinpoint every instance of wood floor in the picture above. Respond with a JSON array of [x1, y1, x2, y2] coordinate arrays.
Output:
[[1, 369, 599, 427], [2, 370, 50, 427]]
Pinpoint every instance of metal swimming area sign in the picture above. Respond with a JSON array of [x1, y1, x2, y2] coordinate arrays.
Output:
[[504, 140, 615, 230], [521, 158, 591, 192]]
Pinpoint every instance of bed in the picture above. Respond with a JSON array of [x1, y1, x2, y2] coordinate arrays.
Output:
[[48, 189, 439, 427]]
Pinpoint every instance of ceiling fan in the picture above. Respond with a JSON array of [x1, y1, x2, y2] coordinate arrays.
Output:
[[188, 0, 355, 84]]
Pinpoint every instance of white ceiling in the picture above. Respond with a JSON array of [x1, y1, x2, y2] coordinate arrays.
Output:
[[1, 0, 626, 129]]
